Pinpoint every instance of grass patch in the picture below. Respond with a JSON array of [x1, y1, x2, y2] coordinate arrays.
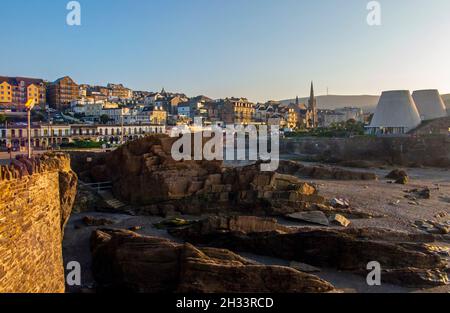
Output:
[[60, 140, 104, 149]]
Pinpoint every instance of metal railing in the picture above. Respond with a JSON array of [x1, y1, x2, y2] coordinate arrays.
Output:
[[79, 180, 113, 193]]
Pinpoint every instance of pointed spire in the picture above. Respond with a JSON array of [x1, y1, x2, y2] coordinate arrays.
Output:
[[310, 81, 314, 100], [295, 95, 299, 106]]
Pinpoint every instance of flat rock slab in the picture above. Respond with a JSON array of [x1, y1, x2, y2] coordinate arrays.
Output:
[[290, 261, 321, 273], [286, 211, 330, 226]]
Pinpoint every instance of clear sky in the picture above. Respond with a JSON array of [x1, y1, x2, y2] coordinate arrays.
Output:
[[1, 0, 449, 102]]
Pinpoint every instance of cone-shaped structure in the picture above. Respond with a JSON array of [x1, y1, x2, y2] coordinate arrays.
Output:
[[412, 89, 447, 121], [368, 90, 421, 135]]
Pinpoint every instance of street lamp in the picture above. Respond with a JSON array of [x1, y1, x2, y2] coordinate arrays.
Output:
[[121, 107, 124, 144], [25, 99, 36, 159]]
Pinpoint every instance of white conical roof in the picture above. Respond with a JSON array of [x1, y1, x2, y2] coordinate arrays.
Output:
[[412, 89, 447, 121], [370, 90, 421, 131]]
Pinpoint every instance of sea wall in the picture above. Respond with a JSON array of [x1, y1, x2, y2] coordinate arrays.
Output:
[[0, 154, 77, 293], [280, 136, 450, 167]]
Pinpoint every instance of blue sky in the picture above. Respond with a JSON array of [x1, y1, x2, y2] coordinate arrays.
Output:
[[1, 0, 450, 101]]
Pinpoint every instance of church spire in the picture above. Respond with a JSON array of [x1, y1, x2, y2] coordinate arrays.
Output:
[[308, 81, 318, 128], [308, 81, 316, 110]]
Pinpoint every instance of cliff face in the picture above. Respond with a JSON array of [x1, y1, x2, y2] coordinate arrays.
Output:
[[0, 153, 78, 293]]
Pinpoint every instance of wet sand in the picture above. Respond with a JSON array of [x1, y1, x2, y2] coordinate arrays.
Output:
[[302, 164, 450, 233]]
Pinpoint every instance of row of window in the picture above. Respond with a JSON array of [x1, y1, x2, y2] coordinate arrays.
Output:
[[3, 129, 71, 138], [1, 127, 165, 138], [72, 127, 163, 136]]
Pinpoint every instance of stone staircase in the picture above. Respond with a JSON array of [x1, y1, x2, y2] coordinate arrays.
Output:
[[98, 191, 126, 209], [79, 180, 126, 210]]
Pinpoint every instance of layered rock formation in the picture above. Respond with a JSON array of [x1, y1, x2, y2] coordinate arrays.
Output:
[[171, 217, 449, 287], [277, 160, 378, 181], [0, 153, 78, 293], [91, 229, 335, 293], [73, 136, 327, 216]]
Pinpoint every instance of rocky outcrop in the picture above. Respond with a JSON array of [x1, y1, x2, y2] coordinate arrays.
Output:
[[90, 229, 335, 293], [277, 160, 378, 181], [171, 219, 449, 287], [72, 136, 327, 217], [169, 216, 291, 242]]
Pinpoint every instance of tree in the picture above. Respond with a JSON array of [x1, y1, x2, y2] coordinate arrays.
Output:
[[100, 114, 110, 124], [0, 114, 6, 125]]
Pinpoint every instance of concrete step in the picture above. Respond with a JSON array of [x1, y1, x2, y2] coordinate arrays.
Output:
[[98, 191, 126, 209]]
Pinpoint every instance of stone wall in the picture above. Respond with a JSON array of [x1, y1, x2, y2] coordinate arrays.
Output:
[[0, 154, 77, 293], [411, 117, 450, 136], [281, 136, 450, 167]]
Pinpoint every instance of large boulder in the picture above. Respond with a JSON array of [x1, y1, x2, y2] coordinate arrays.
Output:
[[90, 229, 335, 293], [384, 169, 411, 184], [171, 221, 449, 288]]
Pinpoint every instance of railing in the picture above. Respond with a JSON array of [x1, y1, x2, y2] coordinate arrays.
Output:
[[79, 180, 113, 193]]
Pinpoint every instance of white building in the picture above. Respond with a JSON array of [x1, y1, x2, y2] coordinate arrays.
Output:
[[366, 90, 421, 135], [412, 90, 448, 121], [321, 107, 364, 127], [101, 107, 139, 124]]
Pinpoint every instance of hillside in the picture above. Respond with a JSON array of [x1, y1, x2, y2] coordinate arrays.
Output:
[[282, 93, 450, 113], [280, 95, 380, 112]]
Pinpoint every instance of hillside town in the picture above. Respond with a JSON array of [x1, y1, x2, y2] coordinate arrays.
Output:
[[1, 74, 449, 151], [0, 75, 369, 150]]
